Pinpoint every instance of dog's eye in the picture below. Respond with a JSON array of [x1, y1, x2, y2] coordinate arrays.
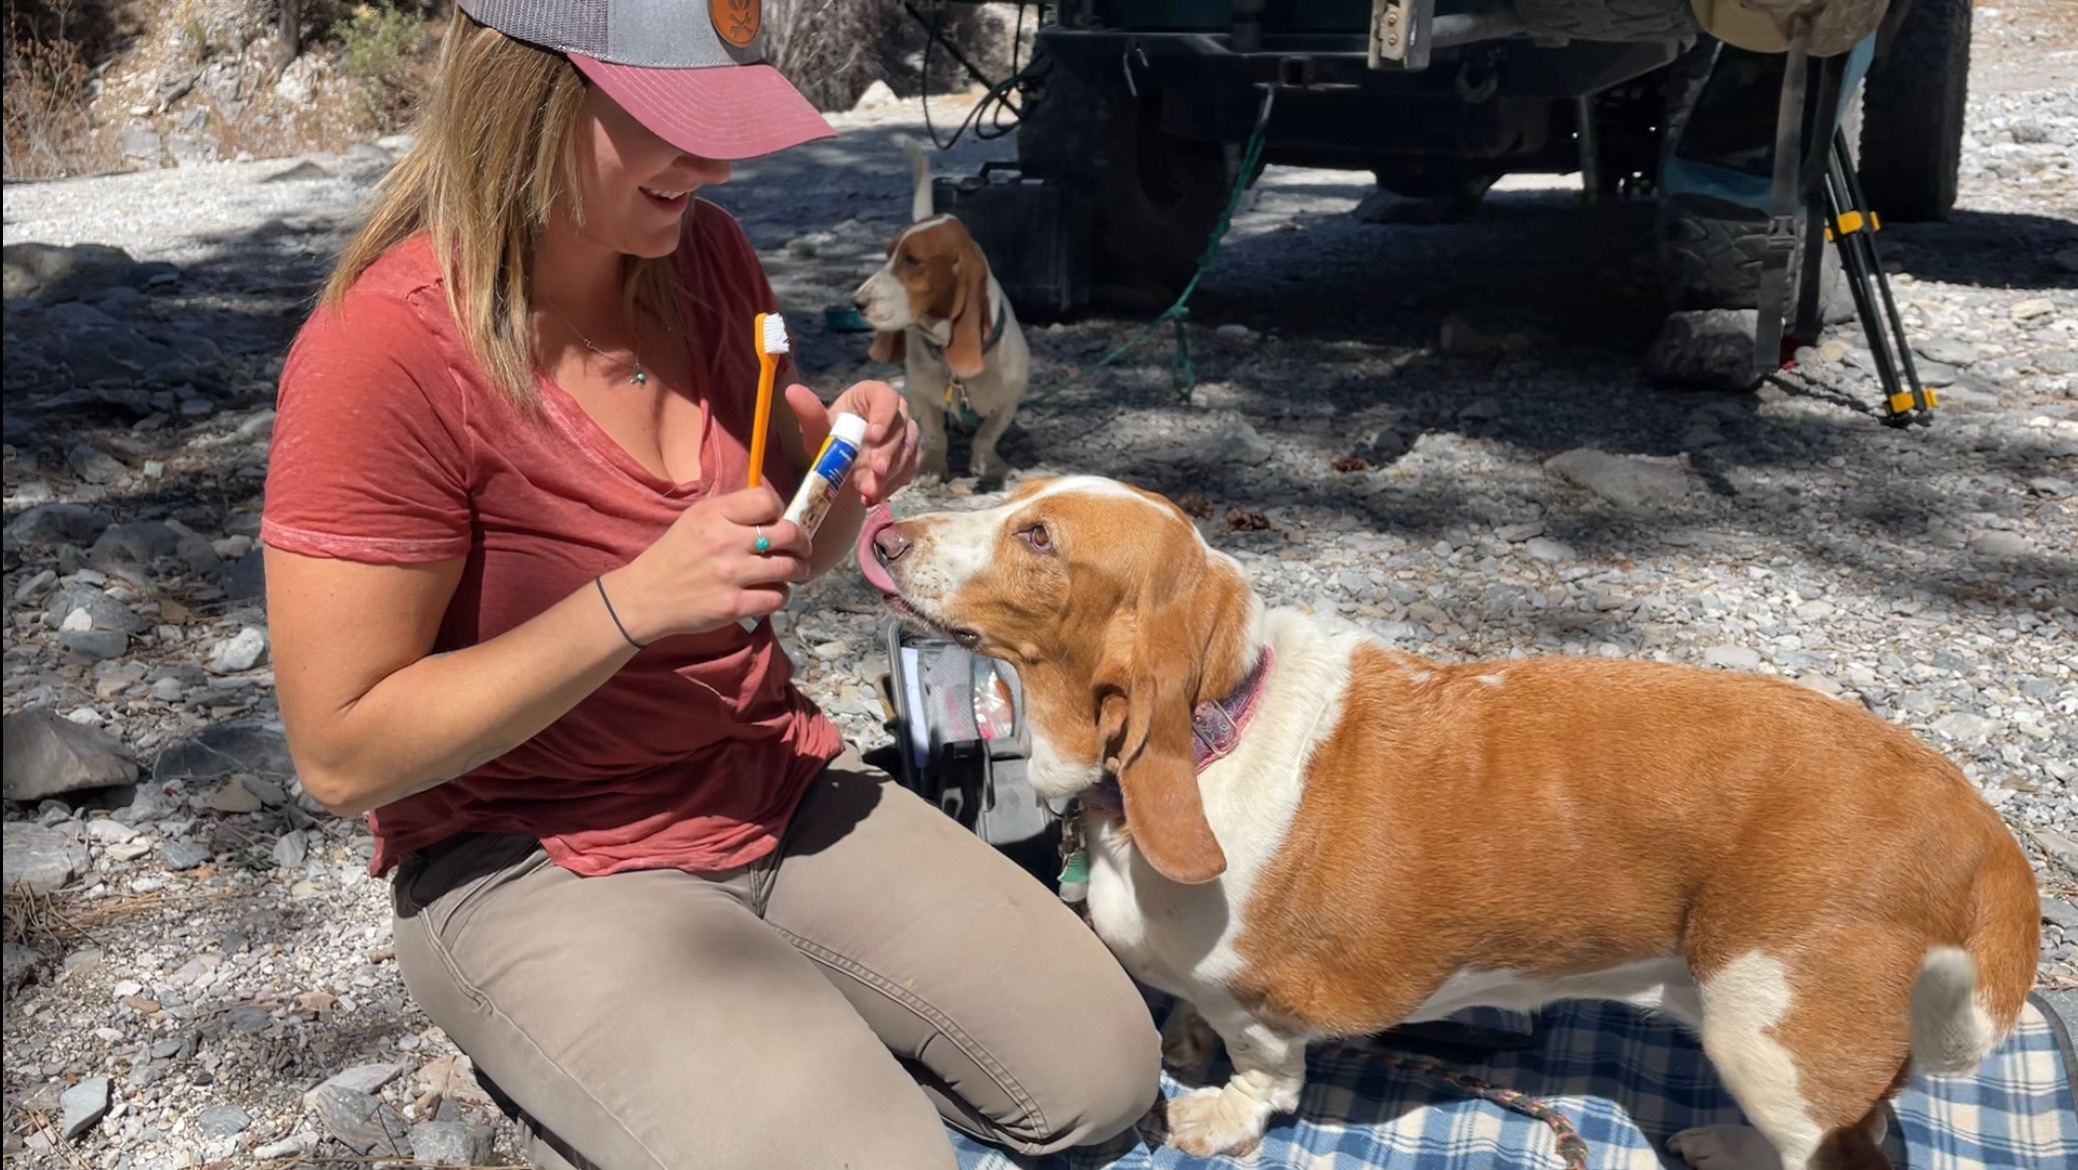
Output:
[[1019, 524, 1052, 553]]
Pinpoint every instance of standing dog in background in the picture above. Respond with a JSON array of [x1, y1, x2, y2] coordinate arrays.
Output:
[[853, 134, 1030, 483]]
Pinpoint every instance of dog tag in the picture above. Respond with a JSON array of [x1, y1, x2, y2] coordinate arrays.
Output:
[[1057, 849, 1089, 904]]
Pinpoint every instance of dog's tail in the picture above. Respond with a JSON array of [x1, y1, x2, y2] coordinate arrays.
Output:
[[1909, 841, 2038, 1075], [1910, 948, 2000, 1075], [893, 132, 933, 223]]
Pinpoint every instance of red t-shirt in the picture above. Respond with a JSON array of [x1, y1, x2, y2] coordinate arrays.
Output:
[[261, 203, 845, 878]]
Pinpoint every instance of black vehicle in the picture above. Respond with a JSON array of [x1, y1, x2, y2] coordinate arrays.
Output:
[[936, 0, 1969, 322]]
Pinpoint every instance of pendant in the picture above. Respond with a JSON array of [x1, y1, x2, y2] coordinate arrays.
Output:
[[1057, 848, 1089, 905], [631, 366, 648, 386]]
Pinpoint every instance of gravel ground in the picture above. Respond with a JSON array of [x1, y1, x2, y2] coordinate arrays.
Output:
[[5, 11, 2076, 1168]]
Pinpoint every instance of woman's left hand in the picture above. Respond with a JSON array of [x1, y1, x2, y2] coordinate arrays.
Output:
[[785, 381, 920, 506]]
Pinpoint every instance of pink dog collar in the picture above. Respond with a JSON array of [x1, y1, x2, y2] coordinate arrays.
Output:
[[1190, 646, 1274, 769]]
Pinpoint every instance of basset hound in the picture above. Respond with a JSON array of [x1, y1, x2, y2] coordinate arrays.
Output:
[[853, 134, 1030, 483], [856, 477, 2041, 1170]]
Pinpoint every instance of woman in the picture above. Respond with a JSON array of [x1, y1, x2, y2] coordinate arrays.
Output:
[[260, 3, 1160, 1167]]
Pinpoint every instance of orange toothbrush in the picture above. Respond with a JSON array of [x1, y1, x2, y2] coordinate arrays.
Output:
[[747, 312, 789, 488]]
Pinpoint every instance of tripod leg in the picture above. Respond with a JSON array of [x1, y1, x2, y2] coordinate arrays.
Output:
[[1831, 131, 1932, 422]]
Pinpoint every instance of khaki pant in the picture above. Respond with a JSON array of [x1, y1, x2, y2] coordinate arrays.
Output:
[[390, 752, 1160, 1169]]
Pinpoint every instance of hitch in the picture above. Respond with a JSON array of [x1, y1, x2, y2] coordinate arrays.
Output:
[[1371, 0, 1531, 71], [1370, 0, 1438, 70]]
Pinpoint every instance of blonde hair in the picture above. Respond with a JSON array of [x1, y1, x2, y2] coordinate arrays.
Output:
[[322, 14, 681, 409]]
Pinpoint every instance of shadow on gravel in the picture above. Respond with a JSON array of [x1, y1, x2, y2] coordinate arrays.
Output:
[[1883, 210, 2078, 291], [989, 187, 2071, 624]]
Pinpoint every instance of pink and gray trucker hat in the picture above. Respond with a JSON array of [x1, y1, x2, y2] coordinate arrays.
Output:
[[455, 0, 837, 159]]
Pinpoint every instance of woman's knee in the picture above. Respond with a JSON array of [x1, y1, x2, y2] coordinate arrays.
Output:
[[999, 976, 1163, 1153], [496, 1054, 961, 1170], [1069, 1006, 1165, 1146], [744, 1073, 960, 1170]]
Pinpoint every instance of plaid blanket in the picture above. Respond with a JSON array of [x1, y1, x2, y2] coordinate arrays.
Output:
[[953, 993, 2077, 1170]]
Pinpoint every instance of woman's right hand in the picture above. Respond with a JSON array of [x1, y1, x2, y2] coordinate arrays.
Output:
[[604, 485, 811, 642]]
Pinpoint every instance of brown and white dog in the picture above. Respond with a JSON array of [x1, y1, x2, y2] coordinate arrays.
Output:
[[852, 134, 1030, 483], [857, 477, 2041, 1170]]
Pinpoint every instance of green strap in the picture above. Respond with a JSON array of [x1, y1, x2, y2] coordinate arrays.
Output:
[[1023, 88, 1277, 409]]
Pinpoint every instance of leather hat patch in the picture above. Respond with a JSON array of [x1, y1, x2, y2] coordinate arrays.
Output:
[[711, 0, 760, 48]]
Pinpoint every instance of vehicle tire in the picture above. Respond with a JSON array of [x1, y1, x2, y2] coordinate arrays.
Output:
[[1512, 0, 1698, 42], [1858, 0, 1971, 222], [1654, 41, 1854, 323], [1016, 60, 1233, 308], [1655, 196, 1852, 323]]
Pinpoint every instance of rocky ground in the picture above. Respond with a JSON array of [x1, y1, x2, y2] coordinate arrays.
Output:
[[5, 9, 2077, 1169]]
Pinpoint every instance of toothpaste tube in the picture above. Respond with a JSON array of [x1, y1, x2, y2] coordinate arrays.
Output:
[[741, 413, 871, 635], [783, 412, 869, 539]]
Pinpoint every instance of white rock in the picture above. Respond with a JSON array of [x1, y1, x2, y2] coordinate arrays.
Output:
[[272, 830, 309, 869], [86, 819, 138, 845], [206, 627, 269, 674], [1544, 449, 1692, 513], [851, 80, 900, 112], [275, 56, 323, 105], [13, 569, 56, 600], [1969, 530, 2030, 559], [1704, 645, 1762, 671], [305, 1061, 409, 1106], [1932, 712, 1998, 744], [203, 777, 262, 814], [60, 1076, 111, 1139], [236, 410, 277, 440], [253, 1134, 318, 1159]]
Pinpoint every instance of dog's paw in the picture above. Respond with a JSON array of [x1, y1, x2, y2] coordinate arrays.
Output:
[[1165, 1086, 1265, 1159], [1160, 1006, 1222, 1082], [968, 450, 1010, 482], [1668, 1124, 1785, 1170]]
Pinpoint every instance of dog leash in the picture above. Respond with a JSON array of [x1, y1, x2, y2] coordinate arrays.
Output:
[[1375, 1049, 1591, 1170], [1018, 83, 1279, 411]]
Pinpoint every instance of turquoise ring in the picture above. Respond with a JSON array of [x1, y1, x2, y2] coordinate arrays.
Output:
[[754, 526, 771, 554]]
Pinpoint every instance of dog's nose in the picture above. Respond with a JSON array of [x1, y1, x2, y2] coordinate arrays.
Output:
[[852, 291, 871, 311], [873, 525, 912, 565]]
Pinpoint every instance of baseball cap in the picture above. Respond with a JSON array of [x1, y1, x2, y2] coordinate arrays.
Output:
[[456, 0, 838, 160]]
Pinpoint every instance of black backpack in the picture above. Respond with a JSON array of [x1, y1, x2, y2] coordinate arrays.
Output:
[[871, 617, 1061, 885]]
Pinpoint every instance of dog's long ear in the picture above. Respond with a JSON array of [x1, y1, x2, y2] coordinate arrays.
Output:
[[941, 234, 992, 380], [868, 329, 906, 365], [1092, 550, 1252, 886], [1096, 626, 1225, 885]]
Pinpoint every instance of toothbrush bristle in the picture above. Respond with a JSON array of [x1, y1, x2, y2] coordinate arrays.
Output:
[[761, 313, 790, 354]]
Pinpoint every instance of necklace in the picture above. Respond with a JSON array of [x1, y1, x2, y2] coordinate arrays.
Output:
[[547, 304, 648, 386]]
